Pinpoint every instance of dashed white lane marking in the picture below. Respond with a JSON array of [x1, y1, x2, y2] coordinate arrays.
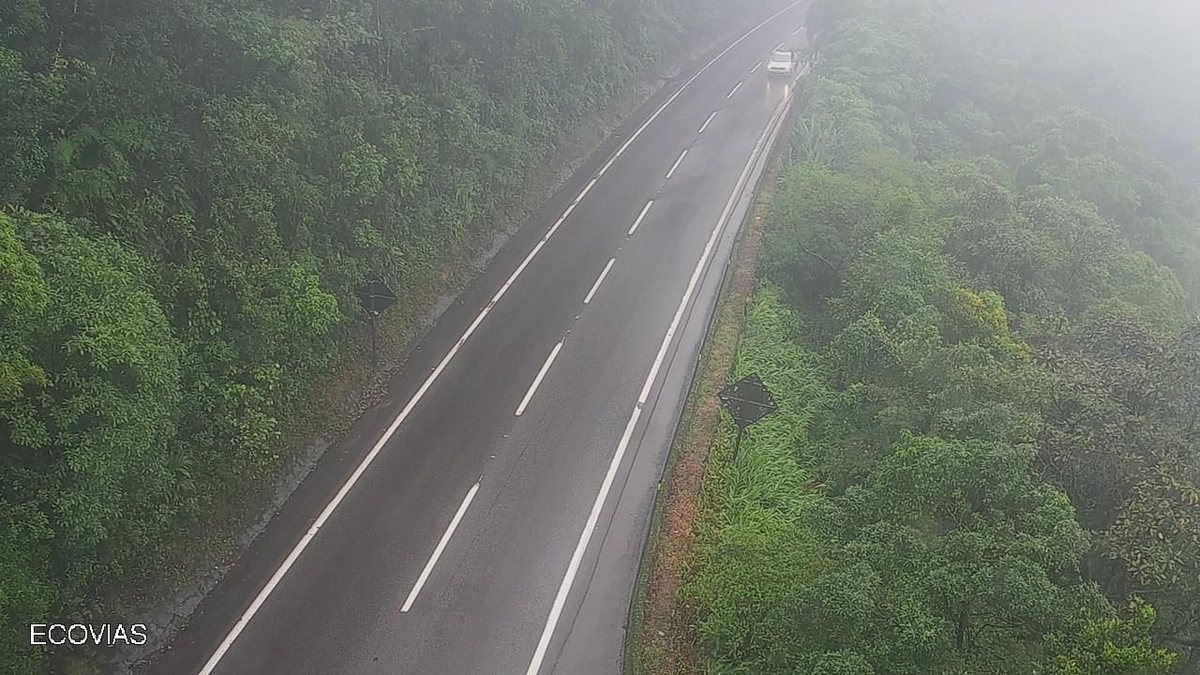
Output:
[[401, 481, 481, 612], [196, 1, 805, 671], [726, 81, 743, 99], [698, 111, 718, 134], [793, 25, 804, 35], [749, 60, 763, 74], [515, 342, 564, 417], [627, 201, 654, 237], [524, 77, 794, 675], [584, 259, 616, 305], [665, 149, 688, 180]]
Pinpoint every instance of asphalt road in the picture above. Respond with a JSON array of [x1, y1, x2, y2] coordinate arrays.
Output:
[[142, 4, 810, 674]]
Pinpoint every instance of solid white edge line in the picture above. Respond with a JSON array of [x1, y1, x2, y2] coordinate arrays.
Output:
[[726, 81, 743, 99], [400, 482, 481, 613], [627, 200, 654, 237], [749, 60, 763, 74], [598, 155, 617, 177], [196, 1, 804, 671], [560, 200, 578, 222], [665, 149, 688, 180], [524, 85, 792, 675], [197, 290, 494, 675], [698, 111, 718, 134], [493, 240, 545, 305], [515, 342, 564, 417], [583, 259, 616, 305]]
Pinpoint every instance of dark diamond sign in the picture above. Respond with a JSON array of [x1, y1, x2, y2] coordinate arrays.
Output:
[[717, 373, 778, 429], [356, 278, 398, 366], [356, 279, 397, 317]]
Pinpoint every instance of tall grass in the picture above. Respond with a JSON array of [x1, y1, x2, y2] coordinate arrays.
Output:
[[687, 287, 832, 673]]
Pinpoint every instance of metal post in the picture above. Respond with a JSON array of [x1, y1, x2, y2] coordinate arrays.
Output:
[[733, 425, 745, 462], [369, 312, 378, 366]]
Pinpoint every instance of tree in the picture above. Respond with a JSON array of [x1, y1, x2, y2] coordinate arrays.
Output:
[[1040, 598, 1178, 675], [762, 163, 912, 308], [0, 212, 47, 400], [833, 433, 1098, 674], [0, 208, 183, 627]]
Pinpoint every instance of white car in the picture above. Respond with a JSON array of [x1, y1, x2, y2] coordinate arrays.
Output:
[[766, 49, 797, 75]]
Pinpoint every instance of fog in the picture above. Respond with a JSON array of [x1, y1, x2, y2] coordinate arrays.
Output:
[[951, 0, 1200, 174], [1061, 1, 1200, 162]]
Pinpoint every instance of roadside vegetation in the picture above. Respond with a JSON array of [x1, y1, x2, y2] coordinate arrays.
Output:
[[688, 0, 1200, 673], [0, 0, 792, 671]]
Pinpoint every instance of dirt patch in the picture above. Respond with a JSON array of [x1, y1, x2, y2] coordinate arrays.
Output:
[[629, 140, 791, 674]]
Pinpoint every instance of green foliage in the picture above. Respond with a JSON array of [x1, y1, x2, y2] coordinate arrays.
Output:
[[815, 434, 1095, 674], [0, 209, 185, 670], [687, 291, 831, 673], [694, 0, 1200, 671], [761, 162, 916, 308], [0, 213, 48, 400], [692, 294, 1115, 675], [1041, 599, 1178, 675]]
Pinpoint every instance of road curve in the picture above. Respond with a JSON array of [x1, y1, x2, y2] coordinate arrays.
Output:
[[141, 3, 811, 674]]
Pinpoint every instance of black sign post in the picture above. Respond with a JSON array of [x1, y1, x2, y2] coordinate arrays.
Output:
[[717, 372, 778, 461], [355, 278, 398, 366]]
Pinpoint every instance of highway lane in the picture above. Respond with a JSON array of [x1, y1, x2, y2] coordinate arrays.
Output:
[[142, 3, 809, 673]]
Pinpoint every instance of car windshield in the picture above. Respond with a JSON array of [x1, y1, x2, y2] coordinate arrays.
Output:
[[771, 51, 791, 61]]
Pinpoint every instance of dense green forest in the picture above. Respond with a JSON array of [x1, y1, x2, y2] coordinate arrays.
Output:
[[691, 0, 1200, 673], [0, 0, 788, 671]]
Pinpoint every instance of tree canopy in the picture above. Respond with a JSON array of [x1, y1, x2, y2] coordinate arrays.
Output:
[[690, 0, 1200, 672]]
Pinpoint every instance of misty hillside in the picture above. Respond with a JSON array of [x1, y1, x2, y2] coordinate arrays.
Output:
[[683, 1, 1200, 673], [4, 0, 1200, 672]]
